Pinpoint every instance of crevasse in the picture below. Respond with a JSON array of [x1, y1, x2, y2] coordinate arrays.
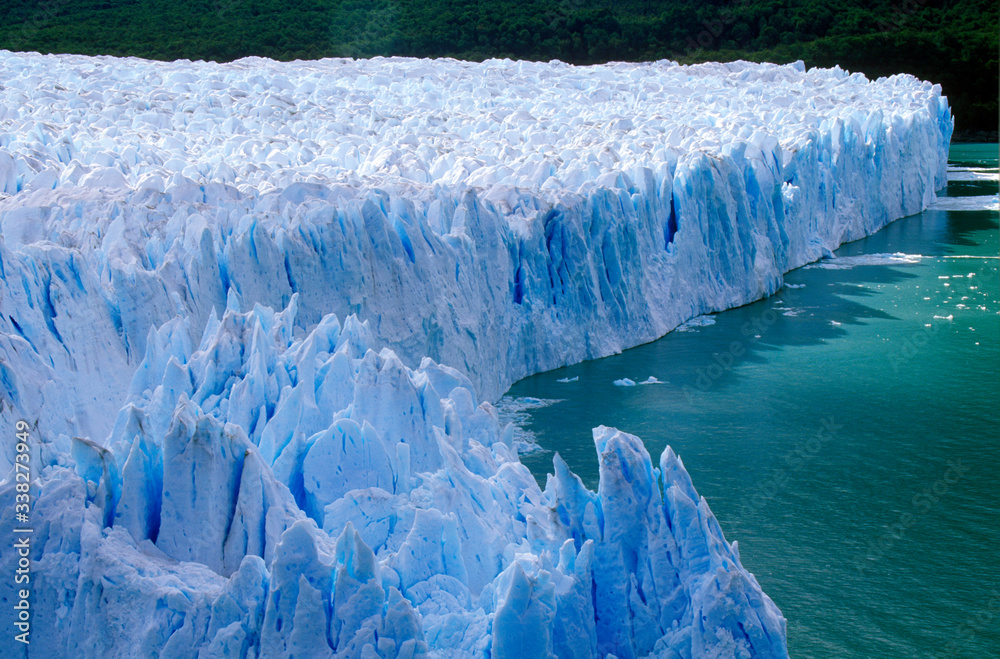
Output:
[[0, 52, 951, 657]]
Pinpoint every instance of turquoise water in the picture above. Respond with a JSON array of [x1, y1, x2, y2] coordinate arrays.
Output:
[[503, 145, 1000, 658]]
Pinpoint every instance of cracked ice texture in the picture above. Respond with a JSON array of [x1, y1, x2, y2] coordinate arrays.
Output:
[[0, 50, 950, 657]]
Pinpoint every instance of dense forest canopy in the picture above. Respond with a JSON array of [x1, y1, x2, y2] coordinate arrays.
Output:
[[1, 0, 996, 133]]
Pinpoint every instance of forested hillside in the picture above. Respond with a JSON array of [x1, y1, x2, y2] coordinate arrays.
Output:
[[1, 0, 996, 133]]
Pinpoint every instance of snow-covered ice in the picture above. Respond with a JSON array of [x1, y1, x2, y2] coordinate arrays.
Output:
[[0, 50, 952, 657]]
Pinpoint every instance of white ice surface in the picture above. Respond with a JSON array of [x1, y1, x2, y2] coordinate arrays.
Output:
[[804, 252, 925, 269], [928, 195, 1000, 211], [0, 51, 953, 658], [946, 165, 999, 182], [674, 315, 718, 332]]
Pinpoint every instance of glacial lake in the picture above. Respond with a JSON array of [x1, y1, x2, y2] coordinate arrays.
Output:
[[502, 144, 999, 658]]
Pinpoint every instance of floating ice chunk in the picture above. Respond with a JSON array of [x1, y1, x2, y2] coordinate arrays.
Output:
[[613, 378, 637, 387], [639, 376, 663, 384], [556, 376, 579, 383], [806, 253, 925, 269], [928, 195, 1000, 211], [675, 315, 717, 332], [946, 168, 999, 182]]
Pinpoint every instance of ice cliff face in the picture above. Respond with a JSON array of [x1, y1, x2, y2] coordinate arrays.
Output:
[[3, 300, 787, 657], [0, 51, 951, 657]]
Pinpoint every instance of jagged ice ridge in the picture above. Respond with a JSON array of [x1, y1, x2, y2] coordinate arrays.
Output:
[[0, 51, 951, 657]]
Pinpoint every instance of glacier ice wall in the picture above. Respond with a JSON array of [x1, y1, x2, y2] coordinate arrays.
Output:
[[0, 51, 951, 657], [2, 300, 787, 658]]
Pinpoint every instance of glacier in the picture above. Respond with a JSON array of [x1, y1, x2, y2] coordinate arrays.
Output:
[[0, 50, 951, 657]]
